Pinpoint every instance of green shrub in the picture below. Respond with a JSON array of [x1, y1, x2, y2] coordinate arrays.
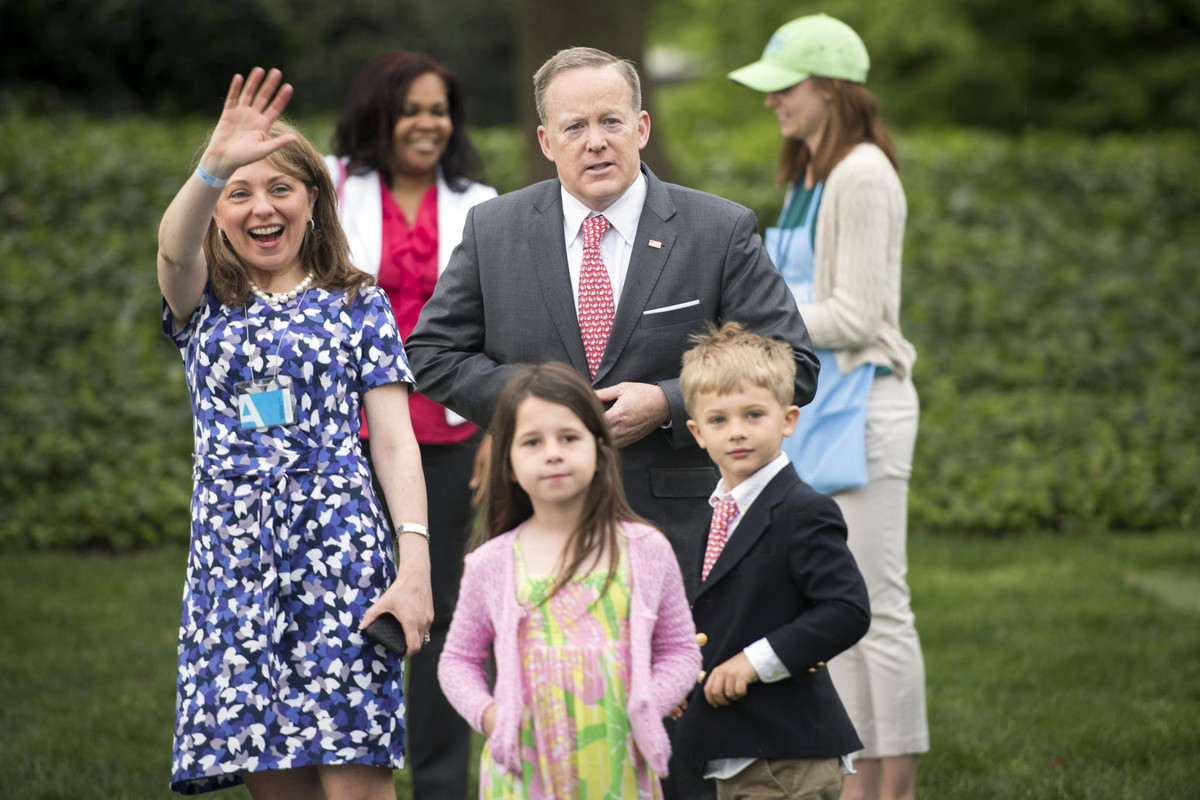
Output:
[[659, 105, 1200, 535], [1, 113, 1195, 549], [651, 0, 1200, 133], [0, 114, 520, 551]]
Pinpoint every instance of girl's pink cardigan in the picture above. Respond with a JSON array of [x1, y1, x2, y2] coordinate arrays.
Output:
[[437, 521, 702, 777]]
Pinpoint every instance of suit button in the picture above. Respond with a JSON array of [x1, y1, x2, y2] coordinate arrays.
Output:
[[808, 667, 818, 674], [696, 633, 708, 647], [697, 670, 707, 684], [817, 661, 826, 667]]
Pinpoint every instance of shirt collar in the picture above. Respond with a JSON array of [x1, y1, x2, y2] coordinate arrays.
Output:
[[561, 171, 647, 247], [709, 452, 792, 513]]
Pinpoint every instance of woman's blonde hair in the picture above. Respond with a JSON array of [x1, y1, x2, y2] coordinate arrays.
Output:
[[200, 121, 372, 306]]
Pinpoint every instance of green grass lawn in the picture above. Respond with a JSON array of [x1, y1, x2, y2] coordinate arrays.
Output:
[[1, 532, 1197, 799]]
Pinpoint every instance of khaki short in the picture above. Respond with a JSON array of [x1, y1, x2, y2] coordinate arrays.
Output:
[[715, 757, 842, 800]]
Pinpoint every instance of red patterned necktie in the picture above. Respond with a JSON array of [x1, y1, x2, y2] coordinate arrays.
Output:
[[701, 497, 740, 581], [578, 215, 614, 377]]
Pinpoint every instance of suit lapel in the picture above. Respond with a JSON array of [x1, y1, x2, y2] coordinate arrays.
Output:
[[695, 467, 799, 599], [686, 504, 714, 602], [594, 166, 677, 384], [530, 182, 590, 376]]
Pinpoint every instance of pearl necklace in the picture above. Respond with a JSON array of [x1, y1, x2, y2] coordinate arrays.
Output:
[[249, 272, 314, 306]]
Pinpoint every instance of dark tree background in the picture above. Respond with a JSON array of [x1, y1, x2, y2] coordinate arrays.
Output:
[[652, 0, 1200, 133], [5, 0, 1197, 137], [0, 0, 517, 125], [514, 0, 671, 183]]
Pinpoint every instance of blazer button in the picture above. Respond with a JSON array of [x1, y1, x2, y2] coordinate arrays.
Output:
[[697, 670, 707, 684], [817, 661, 826, 667], [808, 667, 818, 674], [696, 633, 708, 647]]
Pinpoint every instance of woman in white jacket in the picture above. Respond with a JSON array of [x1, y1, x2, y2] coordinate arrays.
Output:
[[730, 15, 927, 800], [326, 51, 496, 800]]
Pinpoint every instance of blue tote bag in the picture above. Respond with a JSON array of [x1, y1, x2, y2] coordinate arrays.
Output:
[[765, 183, 873, 495]]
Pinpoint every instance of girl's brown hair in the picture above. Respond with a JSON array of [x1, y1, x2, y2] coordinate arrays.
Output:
[[200, 121, 373, 306], [777, 77, 898, 186], [480, 362, 647, 603]]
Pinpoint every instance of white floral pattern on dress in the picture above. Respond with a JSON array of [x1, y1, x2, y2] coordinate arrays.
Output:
[[163, 285, 412, 795]]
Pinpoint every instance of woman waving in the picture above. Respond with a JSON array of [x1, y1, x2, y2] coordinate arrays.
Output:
[[158, 68, 430, 798]]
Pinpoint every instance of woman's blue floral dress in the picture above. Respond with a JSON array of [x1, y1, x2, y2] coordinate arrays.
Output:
[[164, 284, 411, 794]]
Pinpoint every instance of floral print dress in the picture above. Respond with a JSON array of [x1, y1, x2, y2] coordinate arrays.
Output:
[[478, 538, 663, 800], [164, 285, 411, 794]]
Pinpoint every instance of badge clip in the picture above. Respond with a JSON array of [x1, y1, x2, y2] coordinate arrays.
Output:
[[235, 376, 297, 430]]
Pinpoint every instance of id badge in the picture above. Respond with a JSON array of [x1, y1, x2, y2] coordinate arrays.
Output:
[[236, 377, 296, 430]]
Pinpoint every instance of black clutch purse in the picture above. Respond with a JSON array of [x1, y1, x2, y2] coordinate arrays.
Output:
[[364, 612, 408, 657]]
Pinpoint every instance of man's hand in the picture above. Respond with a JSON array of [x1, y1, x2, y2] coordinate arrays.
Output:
[[595, 382, 670, 448], [703, 652, 760, 707]]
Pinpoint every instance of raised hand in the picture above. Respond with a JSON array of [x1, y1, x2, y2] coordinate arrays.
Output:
[[200, 67, 297, 180]]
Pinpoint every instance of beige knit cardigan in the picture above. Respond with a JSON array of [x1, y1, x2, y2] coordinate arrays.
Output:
[[799, 142, 917, 379]]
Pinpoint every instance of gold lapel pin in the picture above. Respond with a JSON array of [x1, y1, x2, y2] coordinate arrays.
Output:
[[648, 239, 663, 249]]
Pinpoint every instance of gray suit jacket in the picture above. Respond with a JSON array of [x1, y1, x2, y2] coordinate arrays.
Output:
[[406, 166, 817, 586]]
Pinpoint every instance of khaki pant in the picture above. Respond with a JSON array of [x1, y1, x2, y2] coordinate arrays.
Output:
[[828, 374, 930, 758], [716, 757, 842, 800]]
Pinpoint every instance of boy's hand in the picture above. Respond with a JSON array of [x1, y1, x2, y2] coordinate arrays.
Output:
[[667, 699, 688, 720], [703, 652, 760, 707]]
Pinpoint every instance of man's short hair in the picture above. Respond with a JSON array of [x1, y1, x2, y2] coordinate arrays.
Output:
[[533, 47, 642, 125], [681, 321, 796, 415]]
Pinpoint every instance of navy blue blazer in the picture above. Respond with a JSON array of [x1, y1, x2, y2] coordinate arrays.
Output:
[[674, 466, 870, 762]]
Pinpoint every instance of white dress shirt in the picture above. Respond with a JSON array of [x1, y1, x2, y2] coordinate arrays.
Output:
[[559, 173, 647, 316]]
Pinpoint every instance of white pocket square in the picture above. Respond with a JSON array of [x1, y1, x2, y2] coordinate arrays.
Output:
[[643, 299, 700, 315]]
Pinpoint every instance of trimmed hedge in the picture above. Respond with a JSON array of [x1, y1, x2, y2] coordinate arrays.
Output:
[[660, 116, 1200, 535], [1, 114, 1195, 549]]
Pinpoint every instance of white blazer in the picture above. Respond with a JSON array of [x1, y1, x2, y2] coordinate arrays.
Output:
[[324, 155, 497, 425], [323, 155, 497, 278]]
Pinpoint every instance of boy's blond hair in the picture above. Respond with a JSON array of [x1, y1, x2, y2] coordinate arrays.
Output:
[[680, 322, 796, 414]]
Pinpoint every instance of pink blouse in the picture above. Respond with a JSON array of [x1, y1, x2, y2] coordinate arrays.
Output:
[[368, 178, 475, 444]]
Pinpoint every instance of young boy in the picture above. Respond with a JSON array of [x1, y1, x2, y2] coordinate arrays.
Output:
[[673, 322, 870, 800]]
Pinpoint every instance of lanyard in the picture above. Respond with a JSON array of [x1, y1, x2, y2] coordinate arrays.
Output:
[[245, 289, 309, 383]]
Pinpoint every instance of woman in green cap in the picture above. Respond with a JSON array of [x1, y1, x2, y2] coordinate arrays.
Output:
[[730, 14, 927, 800]]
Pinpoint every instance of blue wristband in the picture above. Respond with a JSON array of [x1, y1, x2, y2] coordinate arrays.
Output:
[[194, 164, 228, 189]]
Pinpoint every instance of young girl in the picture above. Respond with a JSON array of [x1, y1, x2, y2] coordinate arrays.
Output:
[[438, 362, 702, 799]]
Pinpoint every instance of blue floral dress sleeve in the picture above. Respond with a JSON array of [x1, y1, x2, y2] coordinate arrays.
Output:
[[350, 285, 415, 396]]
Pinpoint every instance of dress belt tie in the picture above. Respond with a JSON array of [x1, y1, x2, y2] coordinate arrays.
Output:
[[191, 445, 369, 692]]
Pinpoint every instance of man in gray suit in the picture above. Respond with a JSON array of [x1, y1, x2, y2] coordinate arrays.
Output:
[[407, 47, 818, 588]]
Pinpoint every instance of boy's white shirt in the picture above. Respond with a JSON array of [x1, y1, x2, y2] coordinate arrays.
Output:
[[702, 451, 854, 779]]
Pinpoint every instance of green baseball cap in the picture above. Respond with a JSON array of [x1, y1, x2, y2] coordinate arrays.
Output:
[[728, 13, 869, 92]]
